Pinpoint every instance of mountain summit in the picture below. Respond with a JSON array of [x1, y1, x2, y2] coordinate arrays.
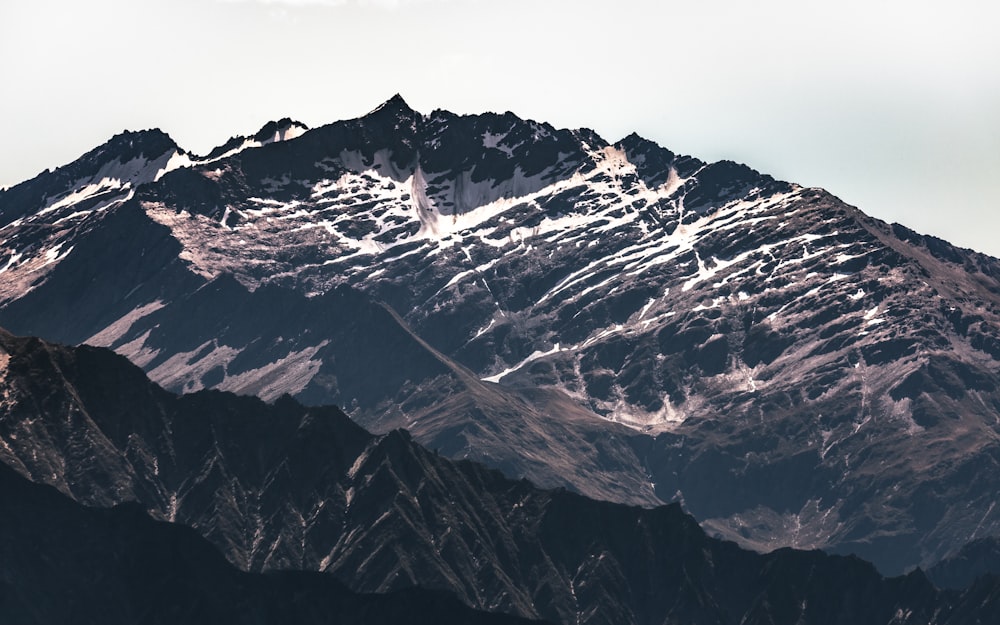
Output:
[[1, 98, 999, 575]]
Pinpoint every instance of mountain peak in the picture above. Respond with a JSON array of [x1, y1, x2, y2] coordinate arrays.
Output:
[[250, 117, 309, 144], [356, 94, 423, 141], [101, 128, 181, 161], [364, 93, 420, 121], [615, 131, 668, 154], [0, 127, 183, 226], [370, 93, 412, 112]]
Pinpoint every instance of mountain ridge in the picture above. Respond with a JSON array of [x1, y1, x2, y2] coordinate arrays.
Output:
[[3, 327, 1000, 624], [0, 450, 547, 625], [1, 97, 999, 574]]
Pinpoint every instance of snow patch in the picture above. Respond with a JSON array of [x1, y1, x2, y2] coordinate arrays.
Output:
[[38, 149, 178, 217], [154, 150, 194, 181], [482, 130, 514, 157], [40, 243, 73, 267], [0, 252, 24, 275], [483, 343, 564, 383]]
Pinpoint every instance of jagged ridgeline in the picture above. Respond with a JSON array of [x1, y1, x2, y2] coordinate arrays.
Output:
[[1, 330, 1000, 625], [2, 96, 1000, 579]]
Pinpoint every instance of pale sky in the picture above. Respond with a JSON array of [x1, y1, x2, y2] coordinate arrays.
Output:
[[2, 0, 998, 255]]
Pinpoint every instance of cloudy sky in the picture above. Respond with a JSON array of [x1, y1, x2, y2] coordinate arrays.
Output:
[[2, 0, 998, 255]]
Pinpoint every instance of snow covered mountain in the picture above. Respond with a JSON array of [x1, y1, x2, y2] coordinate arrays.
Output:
[[2, 96, 1000, 574]]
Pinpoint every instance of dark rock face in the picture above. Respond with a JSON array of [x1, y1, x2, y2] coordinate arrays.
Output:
[[1, 329, 999, 625], [928, 536, 1000, 590], [0, 459, 544, 625], [0, 329, 656, 621], [2, 97, 1000, 575]]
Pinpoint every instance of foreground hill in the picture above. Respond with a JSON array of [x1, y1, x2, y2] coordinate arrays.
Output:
[[3, 329, 1000, 624], [0, 458, 543, 625]]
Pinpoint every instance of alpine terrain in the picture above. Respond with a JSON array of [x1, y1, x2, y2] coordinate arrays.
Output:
[[2, 96, 1000, 579], [2, 328, 1000, 625]]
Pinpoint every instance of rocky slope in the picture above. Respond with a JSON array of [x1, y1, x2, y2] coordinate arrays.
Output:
[[2, 97, 1000, 573], [3, 328, 1000, 625], [0, 458, 545, 625]]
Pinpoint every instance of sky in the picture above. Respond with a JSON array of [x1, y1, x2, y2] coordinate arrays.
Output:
[[2, 0, 998, 255]]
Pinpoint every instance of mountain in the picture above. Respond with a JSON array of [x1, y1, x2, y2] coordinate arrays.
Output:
[[0, 327, 677, 623], [0, 458, 544, 625], [2, 97, 1000, 574], [0, 128, 183, 230], [3, 328, 1000, 625]]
